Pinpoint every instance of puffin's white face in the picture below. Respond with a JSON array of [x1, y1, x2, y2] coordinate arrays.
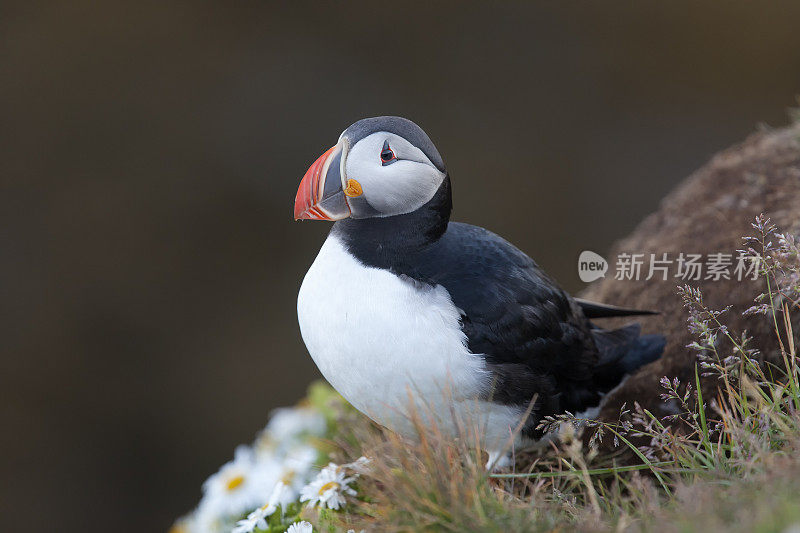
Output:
[[342, 132, 446, 217], [294, 116, 447, 222]]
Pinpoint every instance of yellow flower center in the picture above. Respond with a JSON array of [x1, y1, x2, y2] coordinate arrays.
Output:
[[280, 469, 296, 485], [318, 481, 340, 495], [225, 474, 245, 491]]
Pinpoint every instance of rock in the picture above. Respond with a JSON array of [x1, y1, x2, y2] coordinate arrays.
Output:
[[579, 123, 800, 421]]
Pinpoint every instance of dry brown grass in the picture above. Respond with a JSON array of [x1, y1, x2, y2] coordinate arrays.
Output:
[[301, 214, 800, 533]]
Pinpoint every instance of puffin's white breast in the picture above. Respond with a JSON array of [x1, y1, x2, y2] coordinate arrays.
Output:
[[297, 234, 522, 449]]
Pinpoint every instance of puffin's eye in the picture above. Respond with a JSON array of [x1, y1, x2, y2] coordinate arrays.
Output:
[[380, 140, 397, 166]]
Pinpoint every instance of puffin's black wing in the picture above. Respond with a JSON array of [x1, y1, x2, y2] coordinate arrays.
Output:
[[412, 223, 662, 434], [413, 224, 595, 407]]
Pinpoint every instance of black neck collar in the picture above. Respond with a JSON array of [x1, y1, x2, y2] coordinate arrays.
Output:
[[331, 176, 452, 274]]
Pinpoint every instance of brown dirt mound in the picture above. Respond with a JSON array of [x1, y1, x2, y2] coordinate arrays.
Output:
[[579, 123, 800, 420]]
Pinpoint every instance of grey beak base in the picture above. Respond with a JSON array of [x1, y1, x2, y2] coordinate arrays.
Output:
[[317, 144, 351, 220]]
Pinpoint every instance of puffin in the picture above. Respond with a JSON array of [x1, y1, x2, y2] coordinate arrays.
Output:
[[294, 116, 664, 465]]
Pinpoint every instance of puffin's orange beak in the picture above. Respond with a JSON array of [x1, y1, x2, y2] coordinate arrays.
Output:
[[294, 142, 350, 221]]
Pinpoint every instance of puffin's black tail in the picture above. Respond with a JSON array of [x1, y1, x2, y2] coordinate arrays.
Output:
[[575, 298, 659, 318], [590, 323, 665, 391]]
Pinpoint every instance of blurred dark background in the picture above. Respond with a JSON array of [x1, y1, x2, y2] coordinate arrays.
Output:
[[2, 1, 800, 531]]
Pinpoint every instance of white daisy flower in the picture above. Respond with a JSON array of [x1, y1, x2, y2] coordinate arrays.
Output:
[[198, 446, 273, 526], [231, 513, 262, 533], [271, 444, 318, 504], [257, 408, 326, 454], [232, 482, 288, 533], [182, 404, 331, 533], [193, 502, 229, 533], [300, 462, 358, 510], [285, 521, 314, 533]]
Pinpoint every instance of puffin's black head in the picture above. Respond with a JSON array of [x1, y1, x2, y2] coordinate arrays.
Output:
[[294, 116, 447, 221]]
